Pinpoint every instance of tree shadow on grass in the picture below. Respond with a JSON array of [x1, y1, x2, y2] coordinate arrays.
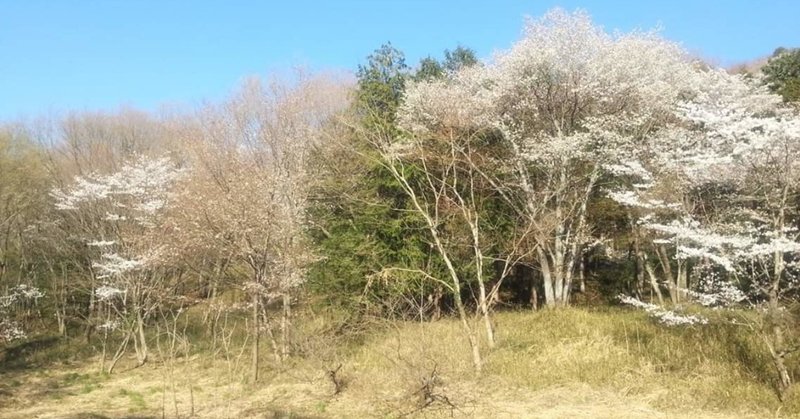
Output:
[[0, 335, 62, 373]]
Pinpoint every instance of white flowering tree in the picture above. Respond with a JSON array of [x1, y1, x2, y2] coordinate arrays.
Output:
[[677, 77, 800, 399], [395, 10, 800, 391], [52, 156, 181, 370], [610, 67, 800, 399], [399, 9, 701, 307], [0, 284, 45, 343]]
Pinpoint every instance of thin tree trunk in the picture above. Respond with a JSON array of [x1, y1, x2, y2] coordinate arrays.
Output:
[[538, 248, 555, 307], [429, 224, 482, 371], [251, 292, 260, 383], [478, 292, 495, 348], [677, 261, 688, 300], [470, 220, 495, 348], [769, 220, 791, 399], [553, 242, 565, 305], [85, 266, 97, 344], [99, 305, 109, 373], [770, 319, 792, 400], [264, 315, 282, 363], [635, 255, 645, 299], [108, 332, 131, 374], [642, 254, 665, 305], [280, 293, 291, 361], [135, 306, 148, 366], [389, 165, 483, 373], [455, 293, 482, 372], [432, 286, 442, 320], [656, 245, 677, 304]]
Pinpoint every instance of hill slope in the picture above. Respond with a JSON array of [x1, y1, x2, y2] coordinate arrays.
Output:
[[0, 308, 796, 418]]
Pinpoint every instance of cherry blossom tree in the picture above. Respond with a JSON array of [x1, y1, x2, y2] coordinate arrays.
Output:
[[0, 284, 44, 343], [399, 9, 701, 307], [396, 13, 800, 397], [676, 78, 800, 399], [612, 68, 800, 399], [52, 156, 182, 369]]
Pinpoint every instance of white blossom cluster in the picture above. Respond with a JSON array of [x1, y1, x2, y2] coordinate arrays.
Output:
[[97, 320, 121, 331], [603, 160, 653, 185], [88, 240, 116, 247], [638, 70, 800, 302], [53, 157, 181, 314], [394, 7, 800, 337], [683, 264, 746, 307], [398, 8, 696, 168], [398, 66, 497, 134], [92, 252, 144, 279], [103, 213, 127, 221], [618, 295, 708, 326], [607, 190, 680, 210], [0, 285, 44, 343], [746, 237, 800, 257], [646, 220, 800, 280], [51, 157, 183, 346], [51, 156, 181, 222], [95, 284, 126, 302], [684, 286, 747, 308], [643, 218, 750, 271], [0, 284, 45, 308], [658, 72, 800, 188], [0, 319, 26, 342]]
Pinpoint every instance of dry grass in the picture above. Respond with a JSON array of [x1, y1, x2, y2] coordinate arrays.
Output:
[[1, 307, 797, 418]]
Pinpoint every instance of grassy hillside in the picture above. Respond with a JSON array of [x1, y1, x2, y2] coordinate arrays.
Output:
[[1, 308, 797, 418]]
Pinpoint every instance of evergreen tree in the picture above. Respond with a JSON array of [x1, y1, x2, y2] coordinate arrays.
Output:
[[355, 43, 408, 127], [443, 46, 479, 73], [762, 47, 800, 102], [308, 44, 440, 317]]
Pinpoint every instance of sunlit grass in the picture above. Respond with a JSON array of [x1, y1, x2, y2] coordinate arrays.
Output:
[[2, 307, 798, 418]]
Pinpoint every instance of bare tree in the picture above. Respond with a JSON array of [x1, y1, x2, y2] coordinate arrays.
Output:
[[356, 108, 533, 371], [167, 73, 349, 382]]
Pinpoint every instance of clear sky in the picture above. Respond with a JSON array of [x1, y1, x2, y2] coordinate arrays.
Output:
[[1, 0, 799, 120]]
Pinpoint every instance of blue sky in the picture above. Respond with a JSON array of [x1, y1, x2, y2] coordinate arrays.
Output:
[[1, 1, 799, 120]]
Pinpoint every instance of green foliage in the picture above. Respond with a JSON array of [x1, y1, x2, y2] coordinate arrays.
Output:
[[412, 46, 478, 82], [414, 56, 445, 81], [1, 335, 103, 373], [762, 47, 800, 102], [782, 77, 800, 102], [443, 46, 478, 73], [117, 388, 147, 411], [307, 161, 439, 314], [355, 43, 408, 127], [308, 43, 442, 316], [308, 43, 491, 316]]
